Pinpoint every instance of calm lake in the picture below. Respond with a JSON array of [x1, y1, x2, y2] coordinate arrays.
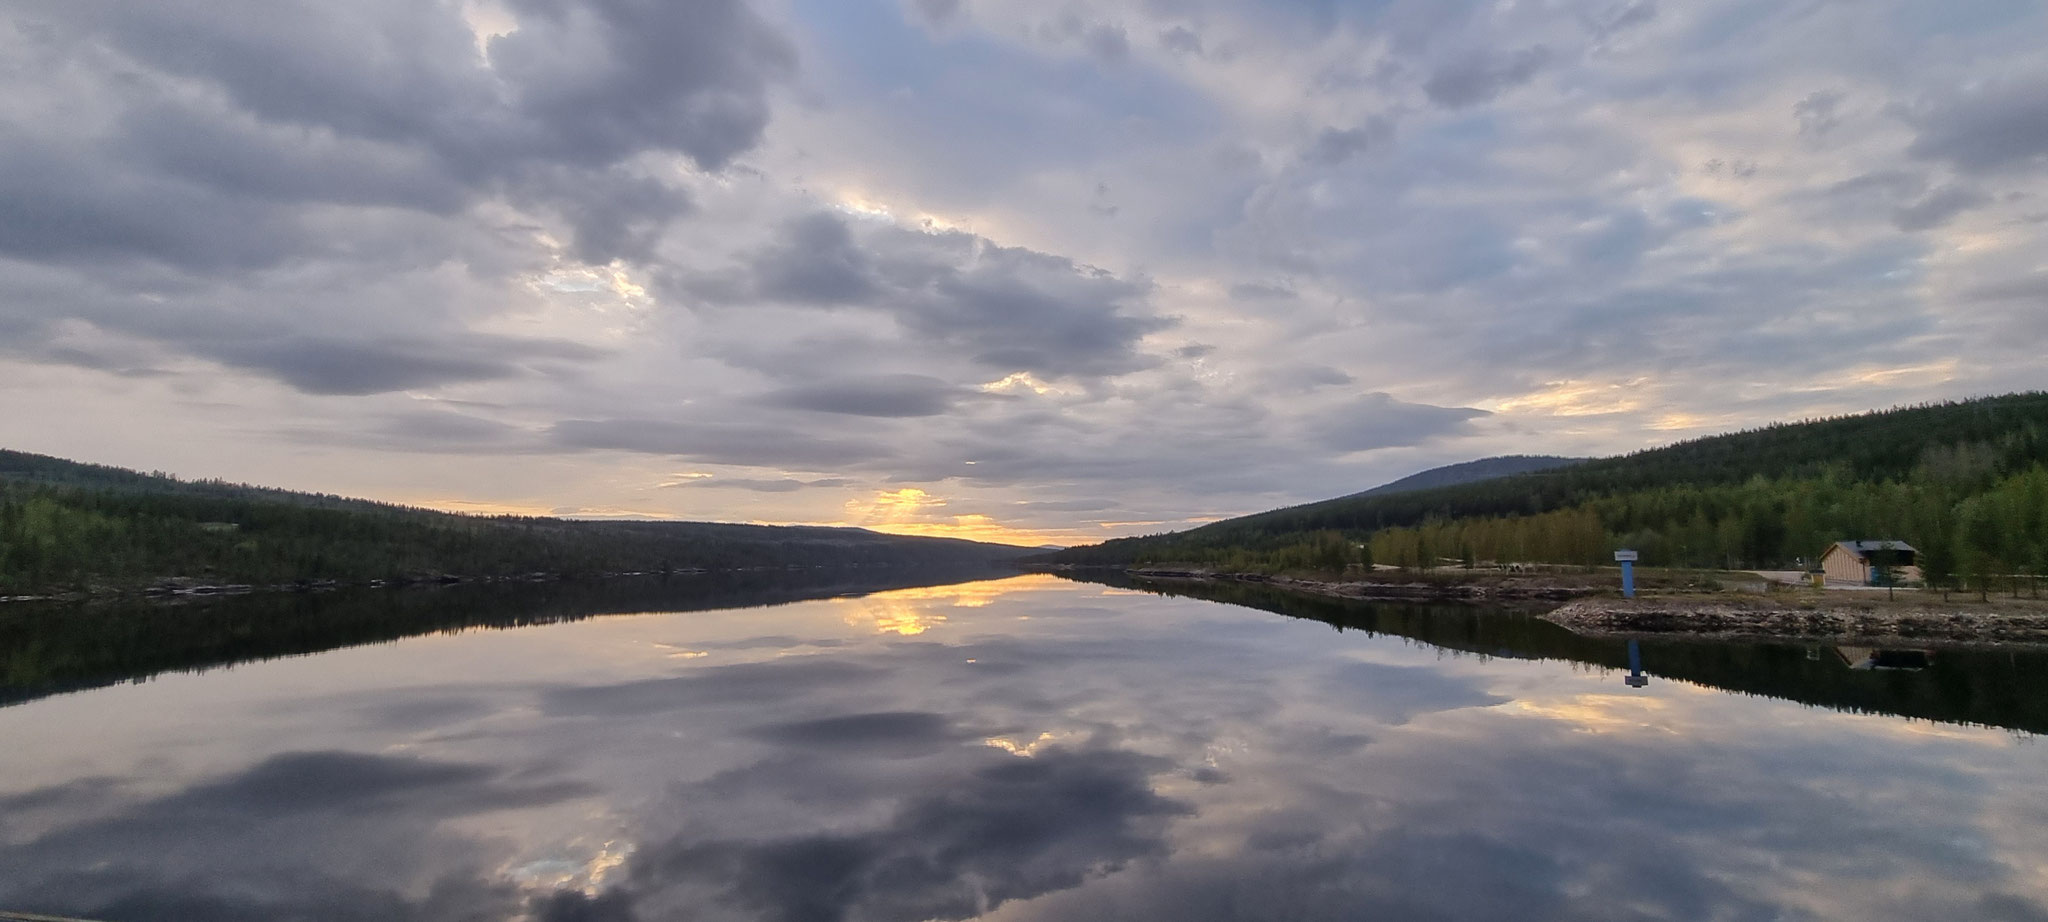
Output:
[[4, 571, 2048, 921]]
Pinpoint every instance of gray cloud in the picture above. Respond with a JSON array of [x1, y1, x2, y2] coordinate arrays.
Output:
[[610, 745, 1190, 922], [1306, 120, 1392, 166], [1085, 24, 1131, 62], [1903, 72, 2048, 173], [0, 750, 591, 922], [907, 0, 963, 28], [542, 659, 889, 717], [764, 374, 964, 417], [1159, 25, 1204, 56], [2, 0, 2044, 539], [1315, 394, 1489, 453], [1892, 183, 1990, 231], [207, 337, 601, 396], [728, 212, 1171, 380], [1423, 46, 1551, 108], [1965, 273, 2048, 303], [744, 710, 977, 756], [1228, 282, 1297, 301], [749, 212, 884, 304], [1795, 90, 1845, 138], [3, 0, 792, 274], [1585, 0, 1657, 42], [667, 477, 855, 493], [552, 419, 897, 468]]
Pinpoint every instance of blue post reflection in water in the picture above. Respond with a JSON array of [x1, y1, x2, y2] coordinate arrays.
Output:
[[1626, 638, 1648, 687]]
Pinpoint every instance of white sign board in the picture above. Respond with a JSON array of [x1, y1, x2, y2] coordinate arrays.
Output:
[[1613, 550, 1639, 562]]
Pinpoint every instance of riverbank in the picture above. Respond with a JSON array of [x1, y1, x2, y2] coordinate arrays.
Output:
[[1090, 567, 2048, 647], [1543, 594, 2048, 647], [1119, 568, 1605, 603]]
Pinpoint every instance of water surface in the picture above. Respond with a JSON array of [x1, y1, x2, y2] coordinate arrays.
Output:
[[3, 573, 2045, 921]]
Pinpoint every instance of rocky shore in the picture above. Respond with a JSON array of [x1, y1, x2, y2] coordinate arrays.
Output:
[[1104, 567, 2048, 647], [1124, 568, 1598, 603], [1543, 597, 2048, 647]]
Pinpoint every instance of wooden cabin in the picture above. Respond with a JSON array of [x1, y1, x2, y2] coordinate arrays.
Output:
[[1819, 540, 1919, 586]]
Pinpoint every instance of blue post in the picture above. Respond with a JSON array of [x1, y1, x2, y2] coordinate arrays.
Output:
[[1622, 561, 1635, 598]]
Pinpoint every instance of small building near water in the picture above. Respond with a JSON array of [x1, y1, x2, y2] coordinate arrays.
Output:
[[1819, 540, 1919, 586]]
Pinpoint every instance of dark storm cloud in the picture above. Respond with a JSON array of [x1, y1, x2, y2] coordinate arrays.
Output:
[[1903, 71, 2048, 173], [1316, 393, 1489, 453], [603, 745, 1190, 922], [731, 212, 1171, 380], [550, 419, 896, 467], [1422, 46, 1551, 108], [764, 374, 962, 417]]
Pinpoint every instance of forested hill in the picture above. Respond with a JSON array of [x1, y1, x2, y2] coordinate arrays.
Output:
[[1347, 455, 1585, 498], [0, 450, 1031, 595], [1043, 392, 2048, 582]]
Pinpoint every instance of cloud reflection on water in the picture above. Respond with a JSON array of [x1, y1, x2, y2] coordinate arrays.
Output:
[[0, 576, 2044, 921]]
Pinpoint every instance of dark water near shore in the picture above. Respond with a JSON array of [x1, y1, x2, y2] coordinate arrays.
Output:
[[4, 573, 2046, 920]]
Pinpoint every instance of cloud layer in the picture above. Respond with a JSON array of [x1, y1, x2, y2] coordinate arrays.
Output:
[[2, 0, 2045, 541]]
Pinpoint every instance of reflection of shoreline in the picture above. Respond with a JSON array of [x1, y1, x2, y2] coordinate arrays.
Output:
[[1062, 570, 2048, 737], [0, 566, 1026, 707], [1104, 567, 2048, 649]]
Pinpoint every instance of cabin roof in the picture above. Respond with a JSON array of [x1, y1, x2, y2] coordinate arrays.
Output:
[[1828, 540, 1917, 558]]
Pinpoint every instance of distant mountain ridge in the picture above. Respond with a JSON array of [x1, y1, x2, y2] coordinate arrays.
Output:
[[0, 449, 1031, 596], [1348, 455, 1585, 499]]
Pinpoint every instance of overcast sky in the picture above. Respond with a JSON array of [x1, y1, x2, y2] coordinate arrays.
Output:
[[2, 0, 2044, 546]]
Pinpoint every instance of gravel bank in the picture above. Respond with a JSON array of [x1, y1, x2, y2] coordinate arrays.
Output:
[[1543, 597, 2048, 647]]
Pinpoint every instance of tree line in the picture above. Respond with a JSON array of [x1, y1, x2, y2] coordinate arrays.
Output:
[[0, 451, 1027, 595], [1044, 393, 2048, 592]]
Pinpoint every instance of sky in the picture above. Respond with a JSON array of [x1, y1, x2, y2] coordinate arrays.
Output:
[[1, 0, 2045, 547]]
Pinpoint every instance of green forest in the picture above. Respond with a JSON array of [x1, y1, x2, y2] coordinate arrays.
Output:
[[0, 451, 1028, 595], [1043, 393, 2048, 590]]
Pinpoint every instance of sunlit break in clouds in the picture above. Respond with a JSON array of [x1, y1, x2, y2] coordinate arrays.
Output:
[[2, 0, 2045, 543]]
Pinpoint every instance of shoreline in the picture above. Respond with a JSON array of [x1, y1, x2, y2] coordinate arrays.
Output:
[[1542, 597, 2048, 648], [1120, 568, 1600, 603], [1, 562, 1027, 607], [1089, 567, 2048, 648]]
